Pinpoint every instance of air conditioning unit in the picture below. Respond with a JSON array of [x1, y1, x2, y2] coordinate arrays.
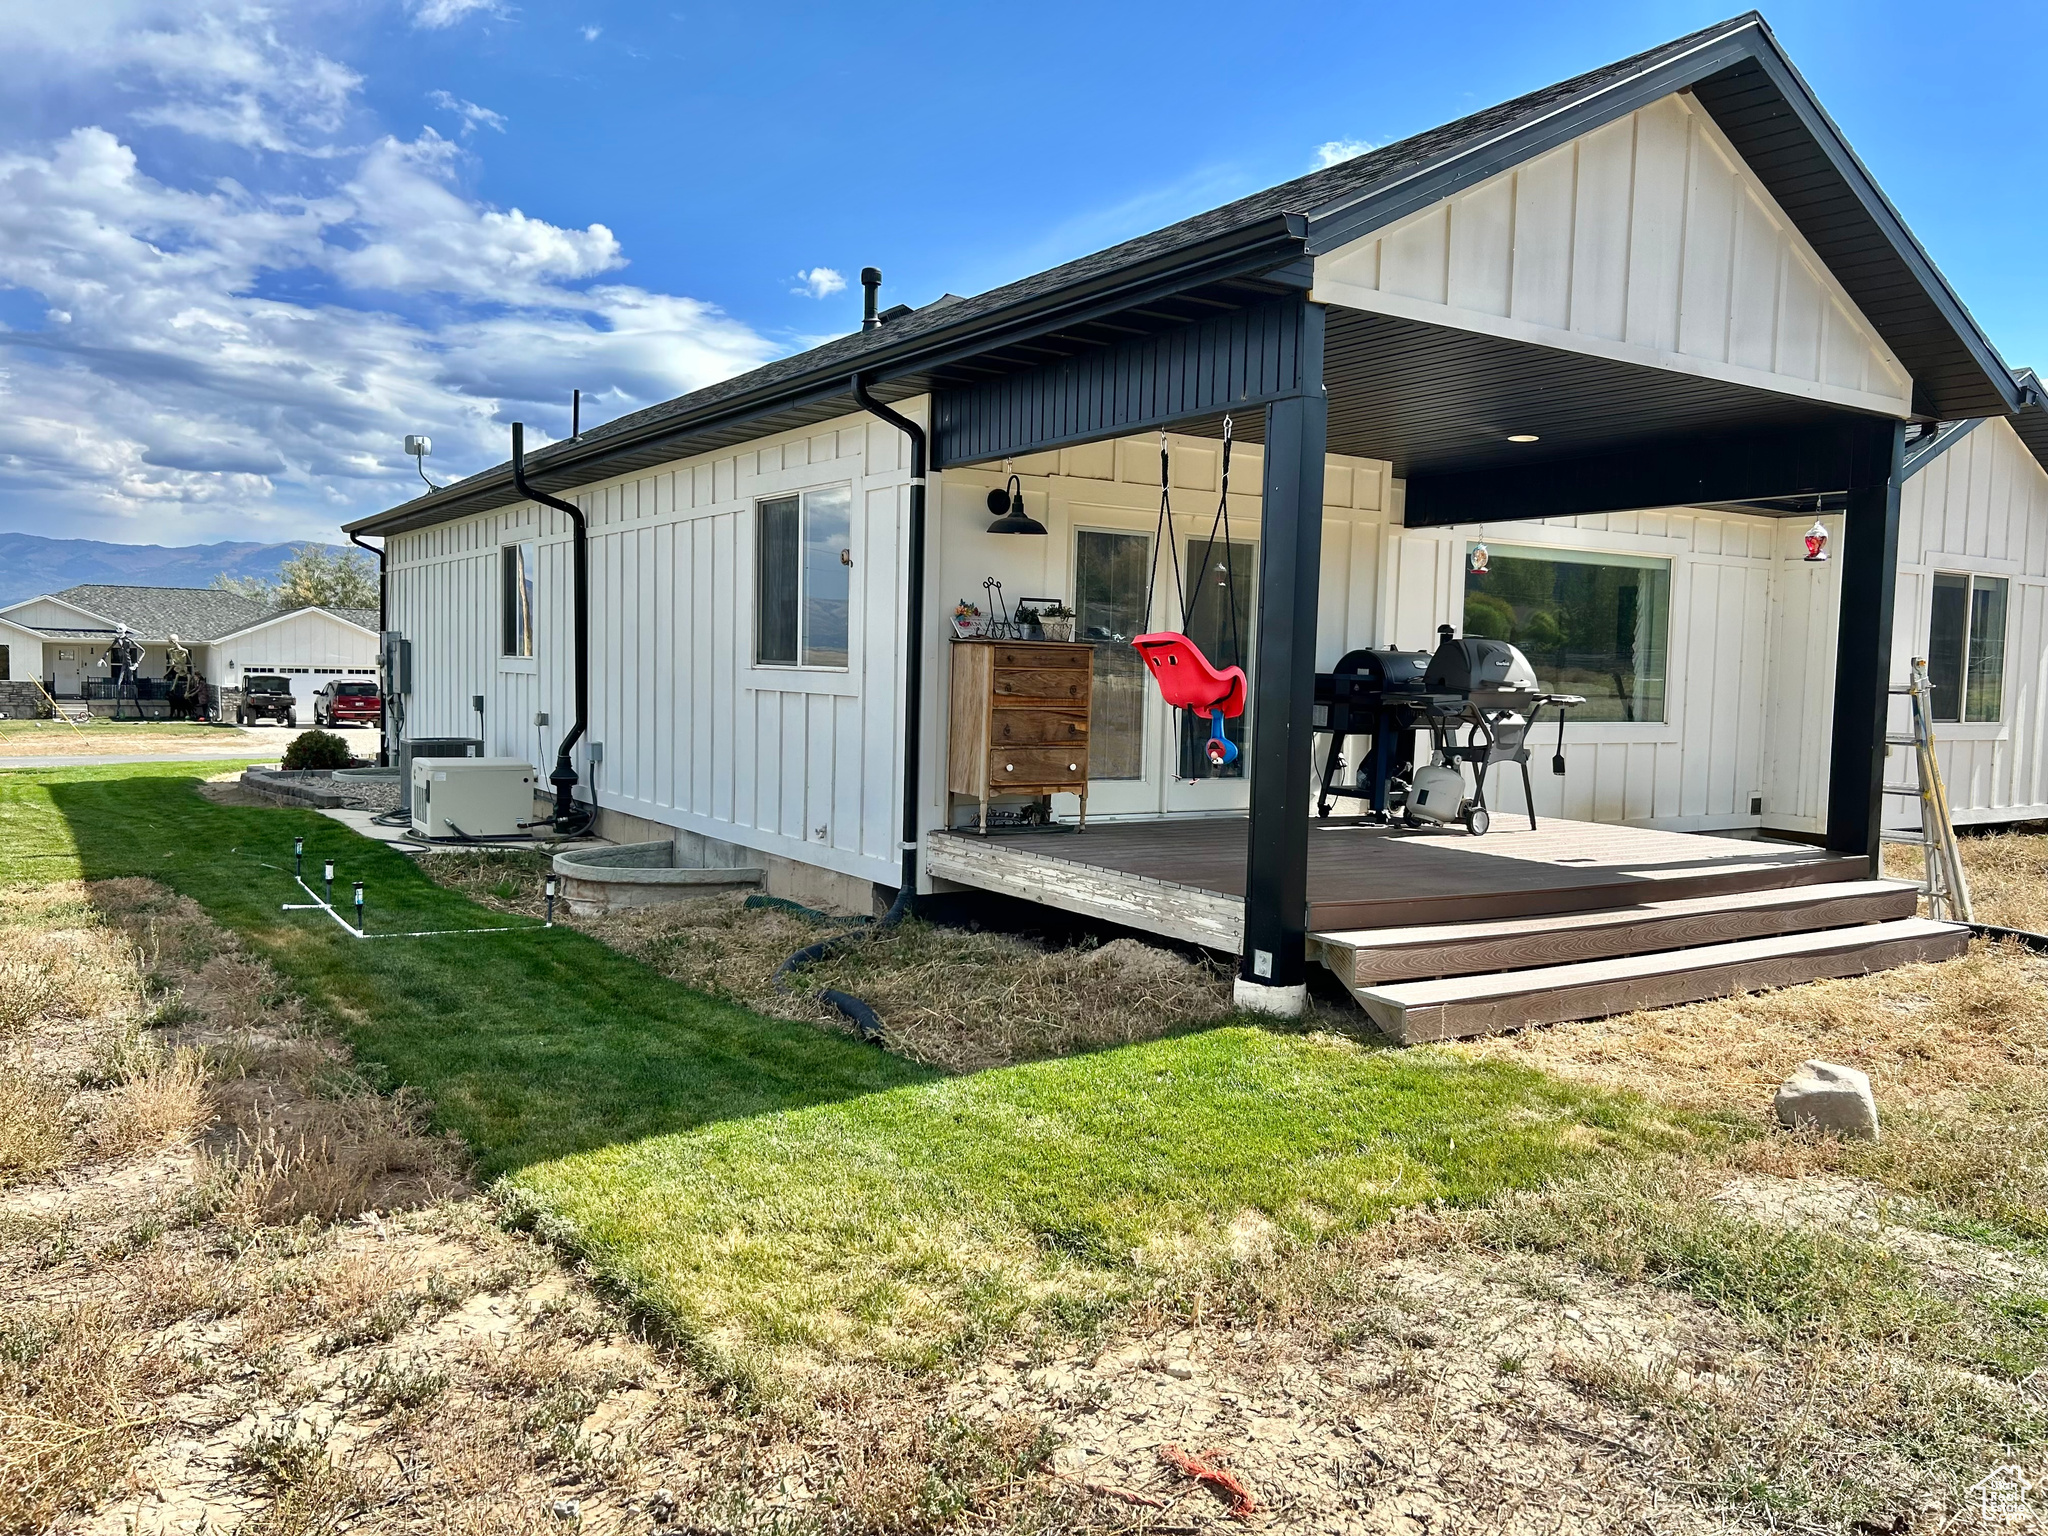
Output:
[[397, 736, 481, 815], [411, 757, 537, 839]]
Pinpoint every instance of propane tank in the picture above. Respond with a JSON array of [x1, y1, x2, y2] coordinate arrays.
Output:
[[1407, 761, 1466, 824]]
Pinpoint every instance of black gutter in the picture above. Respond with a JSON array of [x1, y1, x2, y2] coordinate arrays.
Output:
[[510, 422, 592, 831], [850, 373, 928, 903], [345, 216, 1306, 540], [348, 529, 388, 765]]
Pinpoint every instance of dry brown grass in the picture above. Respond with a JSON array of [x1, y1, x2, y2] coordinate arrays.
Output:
[[427, 849, 1235, 1072], [0, 1303, 169, 1535], [0, 925, 137, 1036], [1902, 827, 2048, 932], [87, 1046, 211, 1157], [1454, 939, 2047, 1122], [0, 1063, 70, 1189], [203, 1092, 461, 1231]]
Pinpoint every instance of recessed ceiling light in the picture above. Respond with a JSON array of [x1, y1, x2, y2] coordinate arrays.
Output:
[[1507, 433, 1540, 443]]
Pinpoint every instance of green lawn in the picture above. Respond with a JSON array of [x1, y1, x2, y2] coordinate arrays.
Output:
[[0, 764, 1729, 1374]]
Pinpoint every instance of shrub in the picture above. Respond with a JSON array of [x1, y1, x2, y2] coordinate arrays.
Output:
[[282, 730, 353, 770]]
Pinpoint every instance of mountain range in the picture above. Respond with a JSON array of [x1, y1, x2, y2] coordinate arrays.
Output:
[[0, 533, 352, 609]]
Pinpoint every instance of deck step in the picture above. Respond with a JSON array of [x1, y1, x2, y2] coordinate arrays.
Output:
[[1348, 917, 1970, 1044], [1314, 879, 1920, 987]]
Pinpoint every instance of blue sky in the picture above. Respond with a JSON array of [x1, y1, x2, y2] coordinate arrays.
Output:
[[1, 0, 2042, 545]]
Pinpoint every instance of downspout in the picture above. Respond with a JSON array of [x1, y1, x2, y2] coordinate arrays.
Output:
[[769, 370, 928, 1045], [850, 374, 928, 907], [510, 422, 592, 833], [348, 530, 389, 765]]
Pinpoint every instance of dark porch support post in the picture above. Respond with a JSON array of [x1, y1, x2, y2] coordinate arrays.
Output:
[[1825, 418, 1908, 873], [1237, 299, 1327, 1016]]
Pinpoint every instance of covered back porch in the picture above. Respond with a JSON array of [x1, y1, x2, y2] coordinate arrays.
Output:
[[907, 25, 2016, 1021]]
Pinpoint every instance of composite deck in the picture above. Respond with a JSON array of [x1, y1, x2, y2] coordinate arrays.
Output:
[[926, 815, 1869, 949], [925, 816, 1965, 1039]]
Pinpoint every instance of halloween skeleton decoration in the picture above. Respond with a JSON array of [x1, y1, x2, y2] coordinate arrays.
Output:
[[106, 627, 143, 720]]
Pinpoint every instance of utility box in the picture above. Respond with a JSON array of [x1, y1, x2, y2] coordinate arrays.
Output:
[[410, 757, 536, 839]]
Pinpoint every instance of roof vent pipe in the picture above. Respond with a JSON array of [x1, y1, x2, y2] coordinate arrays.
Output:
[[861, 267, 882, 331], [510, 422, 592, 833]]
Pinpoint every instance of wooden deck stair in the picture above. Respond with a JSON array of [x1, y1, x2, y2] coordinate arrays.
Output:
[[1312, 880, 1967, 1043]]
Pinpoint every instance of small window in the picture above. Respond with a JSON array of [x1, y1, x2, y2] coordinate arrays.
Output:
[[0, 644, 9, 682], [1462, 542, 1671, 723], [755, 487, 852, 668], [501, 541, 536, 658], [1928, 572, 2007, 723]]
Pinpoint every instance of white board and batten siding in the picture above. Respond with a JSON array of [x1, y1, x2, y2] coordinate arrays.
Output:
[[1311, 92, 1914, 420], [949, 434, 1789, 832], [1888, 417, 2048, 825], [384, 409, 926, 888], [1378, 509, 1781, 831]]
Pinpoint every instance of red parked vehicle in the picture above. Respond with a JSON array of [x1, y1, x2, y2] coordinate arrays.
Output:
[[312, 679, 382, 728]]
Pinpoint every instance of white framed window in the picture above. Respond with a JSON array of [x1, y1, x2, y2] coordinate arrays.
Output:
[[1461, 541, 1672, 723], [1928, 572, 2007, 724], [755, 485, 852, 669], [501, 541, 536, 658]]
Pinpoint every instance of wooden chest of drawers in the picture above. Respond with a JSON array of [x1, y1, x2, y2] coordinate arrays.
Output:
[[947, 638, 1092, 831]]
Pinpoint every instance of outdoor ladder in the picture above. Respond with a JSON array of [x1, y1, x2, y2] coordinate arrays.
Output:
[[1880, 657, 1973, 923]]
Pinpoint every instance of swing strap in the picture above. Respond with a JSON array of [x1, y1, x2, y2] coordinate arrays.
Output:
[[1140, 432, 1185, 628], [1139, 416, 1239, 658]]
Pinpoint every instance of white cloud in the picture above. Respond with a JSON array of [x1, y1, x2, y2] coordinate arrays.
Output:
[[792, 267, 846, 299], [1313, 138, 1375, 169], [429, 90, 507, 135], [580, 24, 601, 41], [410, 0, 503, 28], [0, 8, 781, 543]]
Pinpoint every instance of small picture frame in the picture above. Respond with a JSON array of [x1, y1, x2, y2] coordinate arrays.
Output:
[[951, 613, 986, 639]]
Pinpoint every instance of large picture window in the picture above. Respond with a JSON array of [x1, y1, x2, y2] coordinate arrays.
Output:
[[1928, 572, 2007, 723], [1462, 543, 1670, 723], [756, 486, 852, 668], [501, 541, 535, 658]]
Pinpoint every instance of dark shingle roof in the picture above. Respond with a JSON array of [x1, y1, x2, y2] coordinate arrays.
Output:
[[45, 585, 270, 642], [348, 9, 2021, 538]]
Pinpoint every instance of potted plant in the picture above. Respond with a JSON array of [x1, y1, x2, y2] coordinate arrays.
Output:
[[1038, 601, 1076, 642]]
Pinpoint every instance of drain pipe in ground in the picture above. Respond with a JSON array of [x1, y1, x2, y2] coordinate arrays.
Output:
[[510, 422, 594, 837], [768, 361, 930, 1041]]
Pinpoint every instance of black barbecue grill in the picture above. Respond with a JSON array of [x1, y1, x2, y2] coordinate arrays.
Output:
[[1313, 625, 1583, 834]]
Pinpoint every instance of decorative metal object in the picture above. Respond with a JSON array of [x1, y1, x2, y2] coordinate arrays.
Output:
[[1803, 519, 1830, 562]]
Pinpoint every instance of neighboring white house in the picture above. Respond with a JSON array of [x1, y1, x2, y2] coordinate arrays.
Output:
[[350, 13, 2048, 921], [0, 584, 378, 715]]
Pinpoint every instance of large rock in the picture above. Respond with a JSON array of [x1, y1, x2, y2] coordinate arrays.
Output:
[[1774, 1060, 1880, 1141]]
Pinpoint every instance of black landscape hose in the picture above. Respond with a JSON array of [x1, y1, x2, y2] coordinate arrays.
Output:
[[769, 886, 916, 1043], [1967, 922, 2048, 952]]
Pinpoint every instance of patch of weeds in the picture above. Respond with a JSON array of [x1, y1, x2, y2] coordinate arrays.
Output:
[[143, 990, 199, 1029], [232, 1416, 332, 1490], [319, 1291, 422, 1354], [1482, 1169, 2048, 1380], [1495, 1352, 1526, 1377], [342, 1352, 449, 1417]]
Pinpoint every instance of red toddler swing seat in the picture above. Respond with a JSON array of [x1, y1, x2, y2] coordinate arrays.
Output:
[[1131, 633, 1246, 719]]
